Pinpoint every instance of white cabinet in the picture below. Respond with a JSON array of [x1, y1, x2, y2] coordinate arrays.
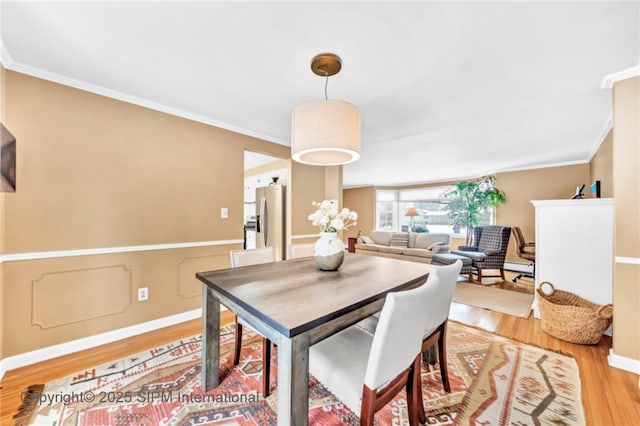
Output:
[[531, 199, 613, 318]]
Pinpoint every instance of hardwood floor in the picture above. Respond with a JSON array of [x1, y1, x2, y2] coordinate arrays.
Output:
[[1, 279, 639, 425]]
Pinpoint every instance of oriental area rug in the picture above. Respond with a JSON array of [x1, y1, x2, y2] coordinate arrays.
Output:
[[16, 322, 585, 426]]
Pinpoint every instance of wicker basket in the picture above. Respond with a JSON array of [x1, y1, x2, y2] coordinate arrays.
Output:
[[537, 281, 613, 344]]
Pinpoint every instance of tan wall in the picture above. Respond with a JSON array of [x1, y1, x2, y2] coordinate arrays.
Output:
[[612, 76, 640, 361], [343, 186, 375, 240], [590, 130, 614, 198], [244, 158, 289, 178], [0, 65, 6, 362], [0, 70, 296, 356], [495, 164, 590, 262], [3, 71, 293, 252], [289, 162, 343, 241]]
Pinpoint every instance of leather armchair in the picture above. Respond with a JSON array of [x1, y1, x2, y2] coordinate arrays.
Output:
[[512, 226, 535, 282]]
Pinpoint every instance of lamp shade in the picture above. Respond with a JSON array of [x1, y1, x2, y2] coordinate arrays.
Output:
[[405, 207, 419, 217], [291, 99, 361, 166]]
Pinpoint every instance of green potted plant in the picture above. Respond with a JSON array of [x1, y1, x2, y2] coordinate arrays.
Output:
[[445, 176, 506, 244], [448, 211, 465, 234]]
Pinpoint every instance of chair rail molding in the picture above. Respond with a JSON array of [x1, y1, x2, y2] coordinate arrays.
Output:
[[0, 239, 244, 263], [615, 256, 640, 265], [292, 233, 320, 240]]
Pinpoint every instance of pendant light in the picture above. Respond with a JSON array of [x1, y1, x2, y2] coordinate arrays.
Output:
[[291, 53, 361, 166]]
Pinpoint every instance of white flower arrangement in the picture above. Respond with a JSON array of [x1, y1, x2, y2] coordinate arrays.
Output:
[[308, 199, 358, 233]]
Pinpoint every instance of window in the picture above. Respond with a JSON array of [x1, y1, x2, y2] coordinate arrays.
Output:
[[375, 190, 397, 231], [398, 188, 450, 233], [375, 187, 495, 234]]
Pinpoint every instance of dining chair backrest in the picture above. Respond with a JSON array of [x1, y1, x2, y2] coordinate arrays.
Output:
[[288, 243, 316, 259], [230, 247, 275, 268], [422, 260, 462, 336], [363, 272, 441, 390]]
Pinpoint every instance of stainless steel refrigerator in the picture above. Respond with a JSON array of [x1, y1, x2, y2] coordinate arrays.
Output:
[[256, 184, 286, 260]]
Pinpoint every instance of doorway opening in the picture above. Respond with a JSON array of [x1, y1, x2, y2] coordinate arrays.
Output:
[[243, 151, 289, 258]]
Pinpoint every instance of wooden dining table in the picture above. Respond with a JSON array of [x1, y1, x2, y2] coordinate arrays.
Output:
[[196, 253, 430, 426]]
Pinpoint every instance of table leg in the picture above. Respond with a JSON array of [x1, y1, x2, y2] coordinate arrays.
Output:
[[201, 284, 221, 390], [277, 332, 310, 426]]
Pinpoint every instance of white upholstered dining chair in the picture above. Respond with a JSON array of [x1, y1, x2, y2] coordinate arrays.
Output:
[[352, 260, 463, 422], [309, 272, 442, 426], [287, 242, 316, 259], [229, 246, 276, 397]]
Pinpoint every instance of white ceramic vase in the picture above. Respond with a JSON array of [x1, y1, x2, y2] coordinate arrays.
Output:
[[314, 232, 345, 271]]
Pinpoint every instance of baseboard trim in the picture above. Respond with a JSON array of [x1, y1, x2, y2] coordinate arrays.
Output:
[[504, 261, 533, 274], [0, 359, 6, 381], [608, 348, 640, 381], [0, 308, 203, 379]]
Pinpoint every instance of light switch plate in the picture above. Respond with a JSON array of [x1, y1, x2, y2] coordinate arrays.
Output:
[[221, 207, 228, 218]]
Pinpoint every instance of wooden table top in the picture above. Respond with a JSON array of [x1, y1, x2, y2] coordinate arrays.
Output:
[[196, 253, 430, 337]]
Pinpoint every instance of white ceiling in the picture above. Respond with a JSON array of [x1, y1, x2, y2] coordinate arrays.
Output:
[[244, 151, 282, 171], [1, 1, 638, 187]]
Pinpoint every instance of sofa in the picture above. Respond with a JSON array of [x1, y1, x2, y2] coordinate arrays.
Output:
[[354, 230, 450, 263]]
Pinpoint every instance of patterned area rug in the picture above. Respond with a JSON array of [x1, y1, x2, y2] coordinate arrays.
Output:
[[18, 321, 584, 425]]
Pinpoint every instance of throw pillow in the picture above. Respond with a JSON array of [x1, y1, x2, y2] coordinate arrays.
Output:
[[427, 241, 444, 251], [389, 232, 410, 247], [361, 236, 375, 244]]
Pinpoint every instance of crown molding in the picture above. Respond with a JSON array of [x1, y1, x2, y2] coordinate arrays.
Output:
[[587, 114, 613, 162], [0, 52, 285, 146], [601, 65, 640, 89], [496, 158, 589, 175], [0, 38, 14, 68]]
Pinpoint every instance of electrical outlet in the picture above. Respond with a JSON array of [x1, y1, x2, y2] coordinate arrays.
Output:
[[137, 287, 149, 301]]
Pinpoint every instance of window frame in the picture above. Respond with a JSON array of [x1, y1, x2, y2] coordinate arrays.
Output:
[[375, 187, 496, 235]]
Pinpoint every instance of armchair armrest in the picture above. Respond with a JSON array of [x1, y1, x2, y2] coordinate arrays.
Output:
[[484, 249, 499, 256], [524, 242, 536, 248], [457, 245, 477, 251]]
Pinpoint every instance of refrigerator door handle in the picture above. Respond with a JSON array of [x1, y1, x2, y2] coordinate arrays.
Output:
[[263, 197, 269, 245], [259, 196, 267, 247]]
